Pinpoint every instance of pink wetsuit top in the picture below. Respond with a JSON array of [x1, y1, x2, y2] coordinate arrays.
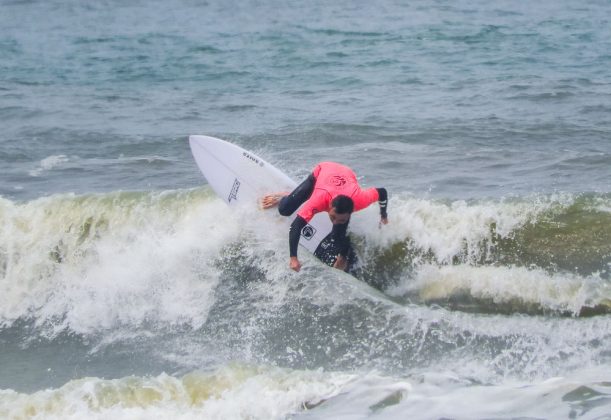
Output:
[[297, 162, 380, 222]]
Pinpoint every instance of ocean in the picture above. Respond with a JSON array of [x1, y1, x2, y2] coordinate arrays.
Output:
[[1, 0, 610, 418]]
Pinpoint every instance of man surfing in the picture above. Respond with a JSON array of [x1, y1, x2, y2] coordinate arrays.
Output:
[[262, 161, 388, 272]]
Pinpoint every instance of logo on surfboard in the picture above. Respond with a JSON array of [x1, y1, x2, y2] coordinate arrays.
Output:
[[242, 151, 265, 167], [301, 224, 316, 240], [228, 178, 241, 202]]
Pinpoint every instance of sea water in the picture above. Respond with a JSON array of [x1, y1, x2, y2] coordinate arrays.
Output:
[[1, 0, 610, 418]]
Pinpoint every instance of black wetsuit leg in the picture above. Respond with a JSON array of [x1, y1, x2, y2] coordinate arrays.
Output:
[[278, 173, 316, 216]]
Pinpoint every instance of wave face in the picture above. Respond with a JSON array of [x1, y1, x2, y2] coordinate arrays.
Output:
[[1, 189, 610, 403], [0, 190, 609, 420], [350, 193, 611, 316], [1, 190, 608, 335]]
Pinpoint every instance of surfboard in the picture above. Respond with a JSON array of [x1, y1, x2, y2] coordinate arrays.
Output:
[[189, 135, 356, 268]]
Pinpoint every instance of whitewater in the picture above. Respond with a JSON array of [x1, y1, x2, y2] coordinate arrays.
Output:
[[1, 0, 610, 418]]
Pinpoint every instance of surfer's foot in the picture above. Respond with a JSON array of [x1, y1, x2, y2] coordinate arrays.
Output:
[[260, 193, 288, 209]]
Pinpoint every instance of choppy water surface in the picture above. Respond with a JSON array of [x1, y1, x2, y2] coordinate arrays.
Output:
[[1, 0, 610, 418]]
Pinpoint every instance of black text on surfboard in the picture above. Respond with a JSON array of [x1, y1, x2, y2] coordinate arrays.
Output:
[[242, 151, 264, 167], [228, 178, 241, 202]]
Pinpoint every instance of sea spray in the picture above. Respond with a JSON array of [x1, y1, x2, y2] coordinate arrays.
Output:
[[0, 189, 237, 335]]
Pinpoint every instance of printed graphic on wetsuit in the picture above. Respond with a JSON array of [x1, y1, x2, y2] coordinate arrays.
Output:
[[301, 224, 316, 240]]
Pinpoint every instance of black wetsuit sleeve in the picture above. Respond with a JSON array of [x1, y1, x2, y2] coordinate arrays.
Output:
[[289, 216, 307, 257], [332, 221, 351, 257], [376, 188, 388, 218], [279, 173, 316, 217]]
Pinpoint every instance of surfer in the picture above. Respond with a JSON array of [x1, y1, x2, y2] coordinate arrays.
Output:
[[262, 161, 388, 272]]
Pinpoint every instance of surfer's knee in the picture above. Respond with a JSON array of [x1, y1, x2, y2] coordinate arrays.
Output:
[[278, 197, 293, 216]]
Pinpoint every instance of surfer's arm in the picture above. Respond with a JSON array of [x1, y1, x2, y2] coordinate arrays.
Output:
[[376, 188, 388, 220], [289, 215, 308, 257], [331, 221, 351, 257]]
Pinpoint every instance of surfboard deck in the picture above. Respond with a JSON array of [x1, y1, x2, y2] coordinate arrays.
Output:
[[189, 135, 357, 270]]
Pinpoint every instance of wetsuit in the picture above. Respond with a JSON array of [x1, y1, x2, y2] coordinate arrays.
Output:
[[277, 162, 388, 259]]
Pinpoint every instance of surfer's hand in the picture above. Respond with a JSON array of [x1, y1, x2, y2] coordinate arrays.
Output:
[[333, 255, 347, 271], [260, 193, 288, 209], [379, 217, 388, 228], [290, 257, 301, 272]]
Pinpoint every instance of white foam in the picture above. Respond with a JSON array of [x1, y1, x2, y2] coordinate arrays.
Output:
[[349, 194, 560, 264], [28, 155, 70, 177], [3, 365, 605, 420], [0, 189, 239, 337], [389, 263, 606, 315], [376, 367, 611, 420], [0, 366, 356, 420]]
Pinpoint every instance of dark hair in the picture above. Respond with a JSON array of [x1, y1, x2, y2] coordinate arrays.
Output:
[[331, 195, 354, 214]]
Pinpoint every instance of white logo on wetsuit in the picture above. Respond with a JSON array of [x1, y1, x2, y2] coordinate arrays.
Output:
[[301, 225, 316, 240]]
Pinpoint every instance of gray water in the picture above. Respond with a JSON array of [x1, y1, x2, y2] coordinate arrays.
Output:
[[1, 0, 610, 418]]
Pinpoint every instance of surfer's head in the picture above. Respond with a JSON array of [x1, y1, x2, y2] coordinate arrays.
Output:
[[329, 195, 353, 224]]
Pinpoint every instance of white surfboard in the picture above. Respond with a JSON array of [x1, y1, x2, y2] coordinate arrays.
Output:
[[189, 135, 334, 255]]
